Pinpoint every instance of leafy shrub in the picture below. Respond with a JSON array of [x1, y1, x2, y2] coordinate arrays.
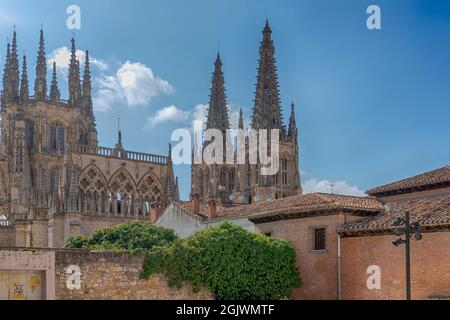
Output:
[[64, 221, 177, 254], [142, 222, 301, 300], [64, 235, 88, 249]]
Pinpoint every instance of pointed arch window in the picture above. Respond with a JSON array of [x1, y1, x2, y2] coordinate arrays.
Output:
[[58, 127, 65, 153], [282, 157, 288, 186], [26, 121, 34, 151], [50, 126, 57, 153], [50, 123, 65, 155]]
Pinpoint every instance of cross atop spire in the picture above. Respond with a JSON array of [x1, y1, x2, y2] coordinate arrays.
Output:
[[82, 50, 94, 117], [35, 28, 47, 101], [206, 53, 230, 133], [20, 54, 29, 103], [215, 52, 222, 68], [68, 36, 81, 105], [251, 20, 282, 130], [115, 115, 124, 151], [8, 29, 20, 101], [288, 102, 297, 139], [49, 62, 60, 103]]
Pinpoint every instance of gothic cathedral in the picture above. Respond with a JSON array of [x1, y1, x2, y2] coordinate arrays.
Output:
[[191, 21, 302, 204], [0, 29, 179, 248]]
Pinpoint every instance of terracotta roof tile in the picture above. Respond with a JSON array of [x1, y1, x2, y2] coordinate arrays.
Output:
[[172, 193, 384, 222], [367, 166, 450, 196], [339, 194, 450, 236]]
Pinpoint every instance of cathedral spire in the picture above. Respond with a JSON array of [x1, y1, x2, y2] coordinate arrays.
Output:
[[49, 62, 60, 103], [175, 177, 180, 201], [206, 52, 230, 132], [20, 55, 29, 103], [288, 102, 297, 139], [68, 37, 81, 105], [251, 20, 283, 130], [82, 50, 93, 116], [9, 30, 20, 101], [238, 108, 244, 130], [34, 28, 47, 100], [164, 143, 176, 201], [2, 43, 11, 105]]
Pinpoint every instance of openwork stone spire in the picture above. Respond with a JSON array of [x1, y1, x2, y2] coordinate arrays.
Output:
[[251, 20, 283, 130], [164, 143, 176, 201], [20, 55, 29, 103], [238, 108, 244, 130], [288, 102, 297, 139], [82, 50, 93, 116], [206, 53, 230, 132], [175, 177, 180, 201], [34, 28, 47, 100], [9, 30, 20, 101], [49, 62, 60, 103], [2, 43, 11, 104], [68, 37, 81, 105]]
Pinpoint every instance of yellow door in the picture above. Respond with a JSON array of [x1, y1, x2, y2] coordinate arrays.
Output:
[[0, 270, 43, 300]]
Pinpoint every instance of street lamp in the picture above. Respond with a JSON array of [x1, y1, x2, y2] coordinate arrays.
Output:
[[392, 211, 422, 300]]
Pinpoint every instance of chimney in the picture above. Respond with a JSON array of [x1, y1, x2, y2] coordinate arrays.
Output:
[[208, 199, 217, 219], [192, 193, 200, 215]]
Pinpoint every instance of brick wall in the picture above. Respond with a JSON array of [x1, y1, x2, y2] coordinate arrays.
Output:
[[256, 213, 363, 300], [340, 231, 450, 300], [55, 250, 212, 300]]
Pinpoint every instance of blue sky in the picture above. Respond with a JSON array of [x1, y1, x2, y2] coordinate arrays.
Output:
[[0, 0, 449, 200]]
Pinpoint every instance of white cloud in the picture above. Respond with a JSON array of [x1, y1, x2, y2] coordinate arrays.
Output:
[[93, 61, 174, 111], [93, 75, 122, 112], [191, 103, 208, 130], [146, 105, 190, 128], [302, 178, 366, 197], [117, 61, 174, 107], [47, 47, 108, 73]]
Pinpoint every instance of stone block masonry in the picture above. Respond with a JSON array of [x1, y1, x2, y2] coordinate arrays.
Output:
[[0, 248, 212, 300], [55, 250, 212, 300]]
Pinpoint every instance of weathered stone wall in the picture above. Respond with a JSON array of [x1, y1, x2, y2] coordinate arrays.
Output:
[[0, 226, 15, 247], [55, 250, 212, 300], [340, 231, 450, 300], [7, 215, 152, 249]]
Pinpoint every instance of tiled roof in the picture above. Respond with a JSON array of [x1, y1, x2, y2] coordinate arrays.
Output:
[[367, 166, 450, 196], [172, 193, 384, 222], [339, 194, 450, 236]]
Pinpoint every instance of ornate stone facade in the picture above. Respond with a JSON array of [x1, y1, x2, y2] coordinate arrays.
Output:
[[0, 29, 178, 248], [191, 21, 302, 204]]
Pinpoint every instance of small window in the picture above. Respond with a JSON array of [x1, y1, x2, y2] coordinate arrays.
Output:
[[264, 232, 272, 237], [313, 227, 326, 251]]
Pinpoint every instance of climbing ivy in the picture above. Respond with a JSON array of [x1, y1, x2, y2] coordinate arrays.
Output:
[[65, 221, 301, 300], [141, 222, 301, 300]]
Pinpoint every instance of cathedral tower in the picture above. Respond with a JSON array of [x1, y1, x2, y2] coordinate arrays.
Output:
[[191, 21, 302, 204], [0, 28, 178, 248]]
